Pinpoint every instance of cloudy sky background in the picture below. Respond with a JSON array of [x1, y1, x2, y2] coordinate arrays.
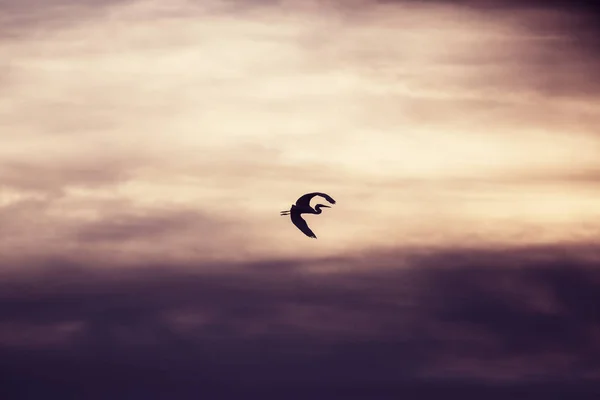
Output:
[[1, 0, 599, 398]]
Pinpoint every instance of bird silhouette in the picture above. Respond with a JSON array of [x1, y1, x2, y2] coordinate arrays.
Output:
[[280, 192, 336, 238]]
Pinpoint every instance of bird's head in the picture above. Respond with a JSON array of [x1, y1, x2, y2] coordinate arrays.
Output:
[[314, 204, 331, 214]]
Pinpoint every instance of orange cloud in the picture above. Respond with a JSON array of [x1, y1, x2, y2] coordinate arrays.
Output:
[[0, 0, 598, 265]]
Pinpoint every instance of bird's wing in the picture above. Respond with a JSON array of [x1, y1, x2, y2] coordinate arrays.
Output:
[[295, 192, 336, 207], [290, 212, 317, 238]]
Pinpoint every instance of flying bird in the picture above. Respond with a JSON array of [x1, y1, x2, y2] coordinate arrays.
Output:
[[280, 192, 336, 238]]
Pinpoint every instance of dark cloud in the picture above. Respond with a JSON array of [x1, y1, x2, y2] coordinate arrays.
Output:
[[74, 209, 219, 242], [0, 0, 245, 40], [0, 197, 249, 268], [478, 0, 600, 16], [0, 159, 136, 194], [0, 0, 110, 39], [377, 0, 600, 55], [377, 0, 600, 13], [1, 244, 600, 398]]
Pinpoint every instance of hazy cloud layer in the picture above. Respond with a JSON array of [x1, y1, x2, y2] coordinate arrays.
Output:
[[1, 0, 599, 263], [1, 245, 600, 398]]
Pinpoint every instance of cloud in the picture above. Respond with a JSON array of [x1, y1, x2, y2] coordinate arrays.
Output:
[[1, 244, 600, 398], [0, 158, 137, 195], [0, 0, 599, 256], [0, 2, 599, 395], [0, 195, 256, 267]]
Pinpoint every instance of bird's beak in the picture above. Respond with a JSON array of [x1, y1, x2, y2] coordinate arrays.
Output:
[[323, 205, 331, 208]]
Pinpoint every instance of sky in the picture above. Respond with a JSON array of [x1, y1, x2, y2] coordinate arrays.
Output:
[[1, 0, 600, 398]]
